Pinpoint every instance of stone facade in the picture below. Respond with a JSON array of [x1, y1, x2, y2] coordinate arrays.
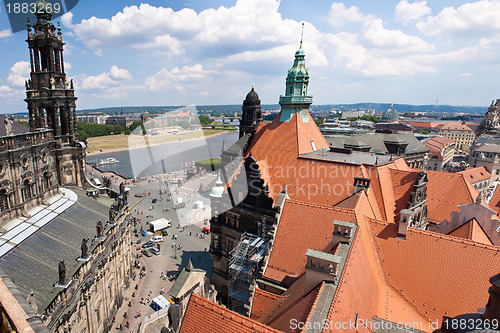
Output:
[[43, 208, 132, 333], [477, 99, 500, 136], [210, 156, 283, 304]]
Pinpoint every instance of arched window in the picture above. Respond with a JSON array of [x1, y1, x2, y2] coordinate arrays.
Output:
[[43, 172, 50, 191], [0, 190, 8, 212], [22, 179, 32, 200]]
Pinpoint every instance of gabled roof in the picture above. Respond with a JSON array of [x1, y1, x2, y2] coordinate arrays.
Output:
[[459, 167, 491, 185], [448, 218, 493, 245], [426, 171, 477, 223], [366, 219, 499, 324], [263, 200, 357, 284], [179, 294, 281, 333]]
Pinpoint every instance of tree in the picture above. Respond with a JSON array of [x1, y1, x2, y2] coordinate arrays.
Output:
[[314, 118, 324, 127], [199, 115, 212, 125]]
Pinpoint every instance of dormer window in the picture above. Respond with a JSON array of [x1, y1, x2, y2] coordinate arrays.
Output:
[[310, 141, 316, 151]]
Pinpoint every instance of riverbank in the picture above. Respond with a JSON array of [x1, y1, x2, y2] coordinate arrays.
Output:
[[86, 129, 231, 155]]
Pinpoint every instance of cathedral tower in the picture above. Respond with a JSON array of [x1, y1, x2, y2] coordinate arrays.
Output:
[[24, 0, 84, 186]]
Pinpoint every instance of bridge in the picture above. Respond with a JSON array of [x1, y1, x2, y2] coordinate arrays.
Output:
[[212, 116, 241, 122], [201, 124, 238, 129]]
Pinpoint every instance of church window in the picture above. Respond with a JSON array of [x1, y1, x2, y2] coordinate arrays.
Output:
[[43, 172, 50, 191], [22, 179, 32, 200], [0, 191, 8, 212]]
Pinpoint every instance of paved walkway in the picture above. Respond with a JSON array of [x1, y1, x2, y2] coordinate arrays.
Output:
[[111, 177, 212, 332]]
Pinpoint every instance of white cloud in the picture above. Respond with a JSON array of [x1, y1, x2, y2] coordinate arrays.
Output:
[[0, 29, 12, 39], [395, 0, 431, 24], [7, 61, 30, 87], [146, 64, 214, 92], [76, 65, 131, 90], [110, 65, 131, 80], [361, 18, 434, 54], [328, 2, 372, 27], [417, 1, 500, 37], [0, 85, 14, 97], [61, 12, 74, 28]]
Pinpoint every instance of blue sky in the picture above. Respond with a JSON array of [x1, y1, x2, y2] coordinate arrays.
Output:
[[1, 0, 500, 112]]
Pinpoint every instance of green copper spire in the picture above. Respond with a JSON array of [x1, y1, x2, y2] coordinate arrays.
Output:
[[279, 23, 312, 122]]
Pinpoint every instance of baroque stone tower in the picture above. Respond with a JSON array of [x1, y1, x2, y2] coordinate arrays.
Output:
[[24, 1, 85, 187], [239, 85, 262, 139]]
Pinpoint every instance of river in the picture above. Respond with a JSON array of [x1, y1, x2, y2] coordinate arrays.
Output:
[[87, 130, 239, 178]]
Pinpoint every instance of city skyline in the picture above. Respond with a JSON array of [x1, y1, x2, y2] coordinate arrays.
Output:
[[1, 0, 500, 112]]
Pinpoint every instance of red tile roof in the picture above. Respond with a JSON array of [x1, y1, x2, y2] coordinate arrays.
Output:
[[263, 200, 357, 284], [367, 219, 499, 324], [179, 294, 282, 333], [437, 123, 473, 132], [245, 111, 410, 206], [459, 167, 491, 184], [426, 171, 477, 223], [448, 218, 493, 245]]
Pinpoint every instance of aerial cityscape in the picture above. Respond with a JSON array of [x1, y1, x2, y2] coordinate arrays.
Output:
[[0, 1, 499, 333]]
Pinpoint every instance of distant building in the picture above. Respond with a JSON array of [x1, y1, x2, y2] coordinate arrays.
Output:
[[381, 103, 399, 122], [469, 137, 500, 181], [105, 115, 130, 127], [325, 132, 429, 168], [437, 123, 475, 151], [458, 167, 491, 197], [423, 136, 455, 171], [341, 110, 364, 118]]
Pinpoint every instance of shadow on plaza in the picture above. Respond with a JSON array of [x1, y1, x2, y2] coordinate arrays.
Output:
[[177, 250, 213, 277]]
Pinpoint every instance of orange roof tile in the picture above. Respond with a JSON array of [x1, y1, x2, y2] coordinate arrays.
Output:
[[263, 200, 357, 284], [367, 219, 499, 324], [244, 111, 410, 206], [448, 218, 493, 245], [426, 171, 477, 223], [459, 167, 491, 184], [250, 289, 288, 323], [326, 212, 428, 332], [266, 282, 324, 332], [179, 294, 282, 333], [437, 123, 473, 132]]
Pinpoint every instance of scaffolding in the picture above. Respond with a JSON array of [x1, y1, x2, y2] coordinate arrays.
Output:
[[228, 232, 268, 315]]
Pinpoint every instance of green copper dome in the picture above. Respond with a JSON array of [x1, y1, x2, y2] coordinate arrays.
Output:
[[382, 105, 400, 122]]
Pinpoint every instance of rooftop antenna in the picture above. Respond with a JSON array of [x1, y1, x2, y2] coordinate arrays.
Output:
[[300, 22, 304, 48]]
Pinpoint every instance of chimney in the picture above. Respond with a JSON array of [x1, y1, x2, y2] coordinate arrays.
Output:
[[353, 177, 371, 195], [332, 220, 355, 248], [398, 209, 413, 238], [484, 273, 500, 322], [304, 249, 341, 295]]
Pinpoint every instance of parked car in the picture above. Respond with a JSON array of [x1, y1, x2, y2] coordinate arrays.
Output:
[[141, 241, 155, 249], [136, 239, 142, 244], [150, 247, 160, 255], [151, 235, 163, 242], [141, 249, 152, 257]]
